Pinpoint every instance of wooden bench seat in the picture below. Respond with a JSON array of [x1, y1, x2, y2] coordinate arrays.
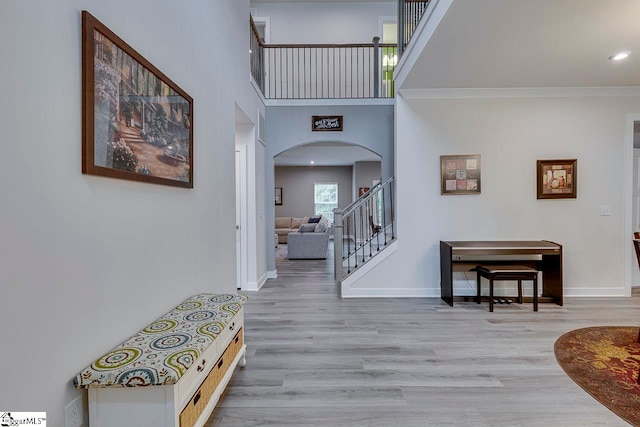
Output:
[[75, 293, 248, 427], [476, 265, 538, 312]]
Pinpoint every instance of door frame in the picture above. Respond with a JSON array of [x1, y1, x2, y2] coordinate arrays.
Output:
[[624, 114, 640, 295], [235, 145, 248, 291]]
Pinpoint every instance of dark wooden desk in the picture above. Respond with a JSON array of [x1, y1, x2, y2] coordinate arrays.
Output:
[[440, 240, 563, 307]]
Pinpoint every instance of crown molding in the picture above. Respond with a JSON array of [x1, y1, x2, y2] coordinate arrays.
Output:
[[398, 86, 640, 99]]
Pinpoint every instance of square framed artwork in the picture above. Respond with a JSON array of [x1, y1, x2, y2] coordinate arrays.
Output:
[[82, 11, 193, 188], [440, 154, 481, 195], [536, 159, 577, 199], [358, 187, 370, 197]]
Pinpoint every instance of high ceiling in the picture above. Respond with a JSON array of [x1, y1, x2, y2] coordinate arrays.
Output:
[[401, 0, 640, 90]]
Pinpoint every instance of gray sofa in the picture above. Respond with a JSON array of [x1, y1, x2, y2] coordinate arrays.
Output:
[[287, 216, 331, 259]]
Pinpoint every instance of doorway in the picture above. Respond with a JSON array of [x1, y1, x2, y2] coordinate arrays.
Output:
[[631, 121, 640, 288]]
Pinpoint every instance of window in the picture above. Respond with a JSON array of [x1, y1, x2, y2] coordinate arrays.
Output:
[[314, 182, 338, 222]]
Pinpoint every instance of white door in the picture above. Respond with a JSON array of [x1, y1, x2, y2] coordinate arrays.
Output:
[[235, 150, 242, 289], [632, 148, 640, 285]]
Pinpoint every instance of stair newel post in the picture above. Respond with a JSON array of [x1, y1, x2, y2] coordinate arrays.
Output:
[[346, 214, 352, 273], [398, 0, 405, 57], [389, 180, 395, 240], [382, 185, 388, 245], [333, 208, 344, 281], [373, 36, 380, 98], [359, 204, 365, 263], [368, 195, 373, 258]]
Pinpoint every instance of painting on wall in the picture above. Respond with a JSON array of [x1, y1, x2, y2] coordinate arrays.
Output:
[[537, 159, 577, 199], [440, 154, 481, 195], [82, 11, 194, 188], [275, 187, 283, 205], [359, 187, 370, 197]]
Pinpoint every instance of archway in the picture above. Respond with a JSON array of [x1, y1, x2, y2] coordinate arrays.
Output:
[[271, 140, 382, 273]]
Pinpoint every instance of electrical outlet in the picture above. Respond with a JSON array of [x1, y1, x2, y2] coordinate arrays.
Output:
[[64, 396, 83, 427]]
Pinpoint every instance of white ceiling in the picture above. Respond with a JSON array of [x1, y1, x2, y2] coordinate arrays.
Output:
[[275, 142, 380, 166], [402, 0, 640, 89]]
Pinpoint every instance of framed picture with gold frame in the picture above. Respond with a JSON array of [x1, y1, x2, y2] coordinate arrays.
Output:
[[440, 154, 481, 195], [536, 159, 577, 199]]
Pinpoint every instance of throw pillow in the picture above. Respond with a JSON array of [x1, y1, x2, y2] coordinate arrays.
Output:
[[308, 215, 322, 224], [314, 221, 328, 233], [275, 217, 291, 228], [298, 223, 317, 233]]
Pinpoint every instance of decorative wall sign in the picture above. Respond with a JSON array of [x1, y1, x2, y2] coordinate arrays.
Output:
[[537, 159, 577, 199], [312, 116, 343, 131], [275, 187, 283, 205], [440, 154, 481, 195], [82, 11, 194, 188]]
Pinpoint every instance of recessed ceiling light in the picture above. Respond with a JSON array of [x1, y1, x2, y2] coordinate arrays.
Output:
[[310, 160, 315, 165], [610, 52, 630, 61]]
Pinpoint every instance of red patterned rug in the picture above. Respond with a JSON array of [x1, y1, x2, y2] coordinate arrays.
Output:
[[554, 327, 640, 426]]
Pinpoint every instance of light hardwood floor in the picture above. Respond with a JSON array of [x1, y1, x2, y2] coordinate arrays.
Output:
[[207, 245, 639, 426]]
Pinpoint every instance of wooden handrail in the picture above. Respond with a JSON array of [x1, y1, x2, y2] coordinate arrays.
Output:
[[249, 15, 264, 47], [263, 43, 397, 49]]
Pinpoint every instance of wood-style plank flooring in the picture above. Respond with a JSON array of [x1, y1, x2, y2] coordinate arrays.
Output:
[[207, 244, 640, 426]]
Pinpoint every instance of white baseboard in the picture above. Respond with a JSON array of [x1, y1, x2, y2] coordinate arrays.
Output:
[[342, 286, 440, 298], [341, 287, 630, 299], [246, 273, 268, 291], [564, 287, 627, 297], [267, 270, 277, 279]]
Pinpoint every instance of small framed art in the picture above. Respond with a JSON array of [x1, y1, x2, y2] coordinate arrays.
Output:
[[536, 159, 577, 199], [275, 187, 283, 205], [441, 154, 481, 195]]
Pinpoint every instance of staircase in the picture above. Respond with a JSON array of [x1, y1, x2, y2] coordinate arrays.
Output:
[[333, 178, 396, 290]]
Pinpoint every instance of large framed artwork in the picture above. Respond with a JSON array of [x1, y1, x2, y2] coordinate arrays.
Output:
[[440, 154, 481, 195], [536, 159, 577, 199], [82, 11, 194, 188]]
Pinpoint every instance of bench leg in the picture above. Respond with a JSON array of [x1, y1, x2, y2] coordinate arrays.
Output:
[[533, 273, 538, 312], [517, 280, 523, 304], [489, 276, 494, 312], [476, 271, 481, 304]]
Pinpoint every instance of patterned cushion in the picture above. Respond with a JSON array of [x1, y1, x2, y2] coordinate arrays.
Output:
[[291, 217, 304, 229], [74, 293, 248, 388], [308, 215, 321, 224]]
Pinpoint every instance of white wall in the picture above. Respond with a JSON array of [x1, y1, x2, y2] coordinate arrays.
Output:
[[265, 104, 394, 273], [251, 1, 395, 44], [0, 0, 261, 424], [348, 95, 640, 297], [354, 161, 382, 197]]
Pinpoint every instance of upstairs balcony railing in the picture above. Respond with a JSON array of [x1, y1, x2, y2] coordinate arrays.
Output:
[[398, 0, 430, 56], [251, 17, 397, 99]]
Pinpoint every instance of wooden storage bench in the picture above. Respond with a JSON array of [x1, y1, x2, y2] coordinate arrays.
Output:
[[74, 293, 248, 427]]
